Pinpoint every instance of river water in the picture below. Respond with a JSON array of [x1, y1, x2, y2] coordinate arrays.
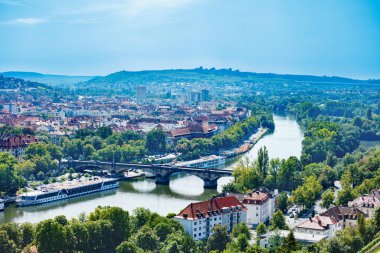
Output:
[[0, 115, 304, 224]]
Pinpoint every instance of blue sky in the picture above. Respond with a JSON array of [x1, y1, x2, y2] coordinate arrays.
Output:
[[0, 0, 380, 79]]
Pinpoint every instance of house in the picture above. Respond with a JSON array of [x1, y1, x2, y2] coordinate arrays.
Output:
[[175, 196, 247, 240], [320, 206, 365, 228], [295, 215, 341, 238], [241, 188, 277, 226], [260, 230, 327, 247], [170, 122, 218, 144], [0, 134, 38, 158], [348, 189, 380, 218]]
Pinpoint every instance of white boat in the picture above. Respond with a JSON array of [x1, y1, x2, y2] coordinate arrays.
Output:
[[175, 155, 226, 169], [17, 177, 119, 207], [0, 198, 4, 212]]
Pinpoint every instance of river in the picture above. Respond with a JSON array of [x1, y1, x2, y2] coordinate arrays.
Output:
[[0, 115, 304, 224]]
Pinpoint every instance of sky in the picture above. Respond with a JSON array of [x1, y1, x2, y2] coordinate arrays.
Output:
[[0, 0, 380, 79]]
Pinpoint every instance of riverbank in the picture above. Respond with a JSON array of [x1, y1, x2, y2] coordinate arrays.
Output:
[[0, 114, 304, 224], [222, 128, 268, 159]]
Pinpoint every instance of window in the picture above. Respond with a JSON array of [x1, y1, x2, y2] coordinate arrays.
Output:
[[199, 233, 201, 236], [194, 222, 197, 225], [199, 227, 201, 230], [214, 218, 217, 221], [256, 214, 258, 216], [256, 207, 259, 210], [199, 221, 202, 224], [194, 234, 196, 237], [194, 228, 197, 231], [219, 217, 221, 220]]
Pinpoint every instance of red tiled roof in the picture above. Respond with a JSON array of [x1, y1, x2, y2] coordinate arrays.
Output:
[[348, 192, 380, 209], [320, 206, 364, 221], [297, 216, 337, 230], [176, 196, 247, 220], [242, 191, 270, 205], [171, 127, 191, 137]]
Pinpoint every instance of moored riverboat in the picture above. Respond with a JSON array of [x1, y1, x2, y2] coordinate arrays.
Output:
[[16, 177, 119, 207]]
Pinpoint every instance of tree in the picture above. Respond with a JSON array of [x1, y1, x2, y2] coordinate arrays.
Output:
[[0, 223, 22, 247], [321, 189, 335, 208], [0, 231, 17, 253], [96, 126, 113, 139], [154, 222, 172, 242], [256, 222, 267, 236], [0, 152, 26, 194], [164, 231, 195, 253], [270, 210, 287, 230], [88, 206, 131, 246], [278, 156, 302, 191], [66, 221, 89, 252], [160, 240, 182, 253], [374, 207, 380, 231], [145, 129, 166, 153], [337, 188, 354, 206], [132, 207, 152, 231], [206, 225, 231, 252], [116, 240, 141, 253], [232, 223, 251, 240], [54, 215, 68, 226], [135, 227, 159, 251], [236, 234, 249, 251], [268, 231, 282, 252], [83, 144, 96, 159], [222, 182, 240, 193], [279, 230, 299, 253], [277, 192, 288, 213], [20, 222, 35, 248], [35, 219, 66, 253], [257, 146, 269, 178], [290, 175, 322, 208], [366, 108, 373, 120], [357, 213, 367, 242]]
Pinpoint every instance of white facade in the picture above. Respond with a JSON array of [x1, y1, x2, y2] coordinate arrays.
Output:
[[0, 146, 26, 158], [295, 216, 342, 238], [242, 189, 276, 226], [175, 155, 225, 169], [175, 197, 247, 240]]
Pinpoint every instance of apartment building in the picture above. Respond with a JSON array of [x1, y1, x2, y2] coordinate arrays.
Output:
[[175, 196, 247, 240]]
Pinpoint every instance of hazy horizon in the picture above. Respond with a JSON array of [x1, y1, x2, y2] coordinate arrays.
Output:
[[1, 0, 380, 79]]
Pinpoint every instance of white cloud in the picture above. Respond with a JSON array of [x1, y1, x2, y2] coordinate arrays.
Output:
[[2, 17, 47, 25]]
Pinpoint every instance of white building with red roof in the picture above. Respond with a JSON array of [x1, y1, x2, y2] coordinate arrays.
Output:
[[295, 215, 341, 237], [348, 189, 380, 218], [241, 188, 276, 226], [175, 196, 247, 240]]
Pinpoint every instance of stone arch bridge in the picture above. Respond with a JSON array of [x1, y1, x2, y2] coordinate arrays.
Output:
[[59, 160, 233, 189]]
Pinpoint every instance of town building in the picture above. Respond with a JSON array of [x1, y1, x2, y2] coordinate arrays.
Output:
[[201, 89, 210, 101], [295, 215, 341, 238], [348, 189, 380, 218], [0, 134, 38, 158], [260, 230, 327, 247], [241, 188, 277, 226], [175, 196, 247, 240], [136, 86, 147, 100], [320, 206, 365, 228], [169, 123, 218, 144]]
